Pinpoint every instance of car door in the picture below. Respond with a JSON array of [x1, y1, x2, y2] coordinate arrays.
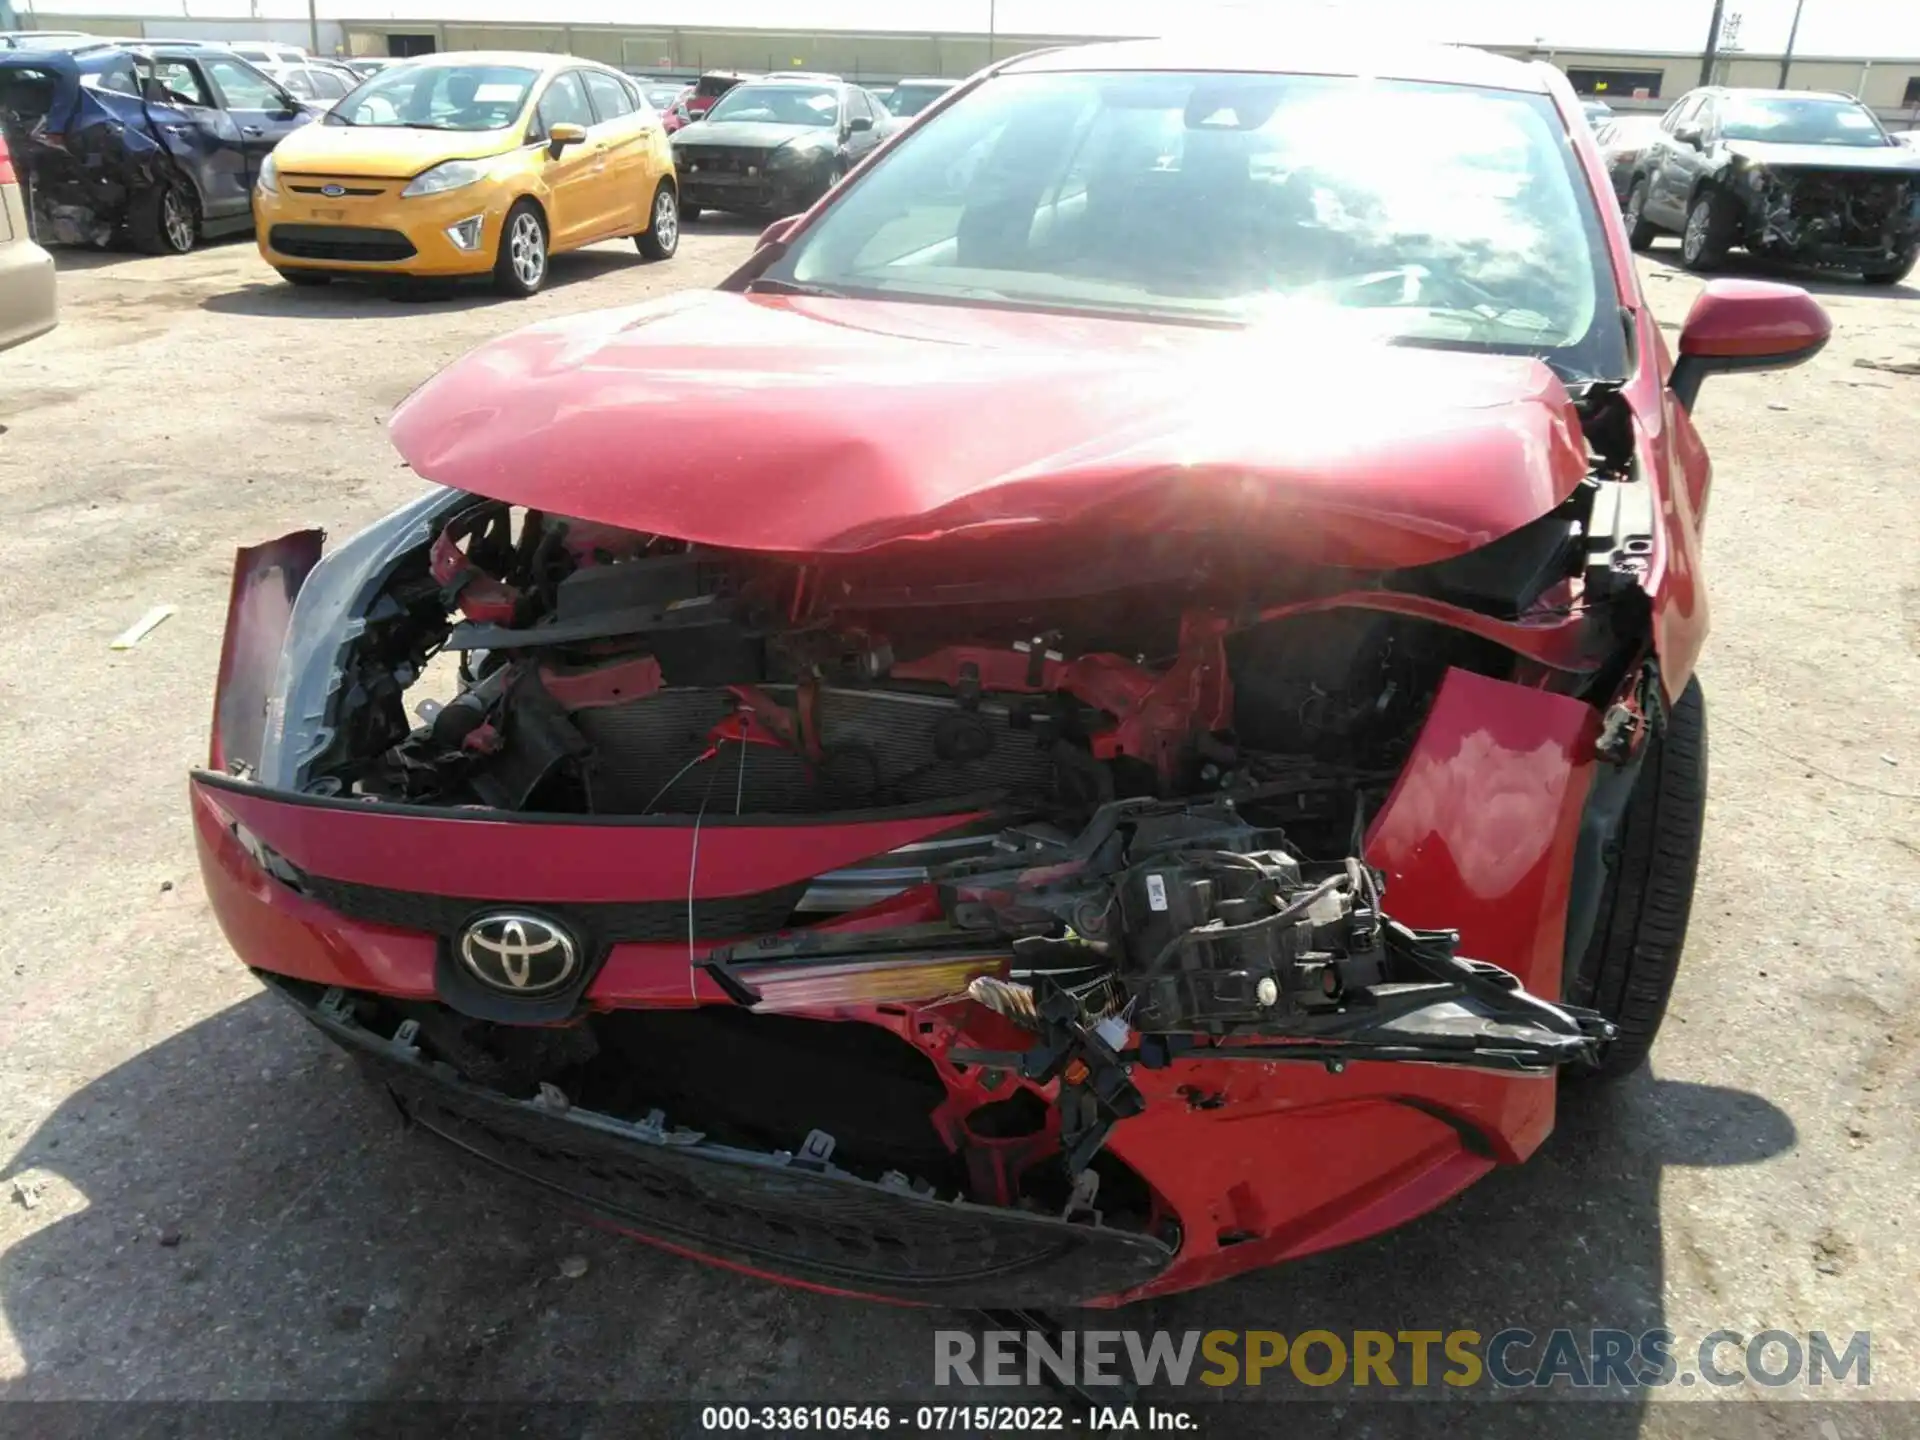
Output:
[[582, 68, 653, 235], [200, 53, 310, 191], [1663, 95, 1717, 222], [1645, 94, 1705, 224], [134, 56, 252, 222], [529, 69, 600, 248]]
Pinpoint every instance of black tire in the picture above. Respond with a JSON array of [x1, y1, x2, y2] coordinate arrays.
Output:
[[492, 199, 549, 297], [127, 179, 197, 255], [635, 182, 679, 261], [275, 268, 332, 287], [1679, 189, 1736, 272], [1567, 677, 1708, 1079], [1862, 249, 1917, 286], [681, 201, 703, 222], [1623, 178, 1657, 252]]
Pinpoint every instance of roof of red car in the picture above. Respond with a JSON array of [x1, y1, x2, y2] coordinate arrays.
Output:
[[1000, 37, 1551, 94]]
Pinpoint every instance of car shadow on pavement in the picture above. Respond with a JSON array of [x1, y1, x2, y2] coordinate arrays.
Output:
[[46, 232, 261, 273], [0, 990, 1793, 1424], [197, 249, 656, 319], [1638, 244, 1919, 299]]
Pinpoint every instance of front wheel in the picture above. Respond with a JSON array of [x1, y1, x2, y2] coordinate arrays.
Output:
[[635, 182, 679, 261], [1624, 178, 1657, 252], [493, 201, 548, 297], [1680, 190, 1735, 272], [1567, 678, 1708, 1080]]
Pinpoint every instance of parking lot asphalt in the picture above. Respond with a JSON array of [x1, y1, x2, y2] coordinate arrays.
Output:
[[0, 228, 1915, 1433]]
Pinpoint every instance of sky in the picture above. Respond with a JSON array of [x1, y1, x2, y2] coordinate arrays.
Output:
[[29, 0, 1920, 61]]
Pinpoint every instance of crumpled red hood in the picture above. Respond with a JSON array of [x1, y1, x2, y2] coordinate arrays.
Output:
[[388, 291, 1591, 570]]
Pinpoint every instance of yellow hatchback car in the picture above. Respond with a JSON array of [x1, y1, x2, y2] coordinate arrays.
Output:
[[255, 52, 678, 295]]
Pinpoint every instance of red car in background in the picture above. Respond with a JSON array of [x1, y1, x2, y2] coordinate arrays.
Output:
[[194, 39, 1827, 1306], [662, 68, 754, 132]]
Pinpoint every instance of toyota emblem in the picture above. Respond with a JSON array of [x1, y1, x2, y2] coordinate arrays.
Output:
[[458, 912, 579, 995], [319, 183, 347, 197]]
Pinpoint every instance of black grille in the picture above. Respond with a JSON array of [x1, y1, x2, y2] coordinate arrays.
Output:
[[679, 146, 770, 175], [573, 685, 1059, 815], [269, 224, 417, 261], [295, 871, 807, 944], [288, 181, 387, 197]]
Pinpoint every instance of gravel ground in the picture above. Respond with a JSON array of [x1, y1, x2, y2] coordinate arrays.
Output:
[[0, 228, 1915, 1436]]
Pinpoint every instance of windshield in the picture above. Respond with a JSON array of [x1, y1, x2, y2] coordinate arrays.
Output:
[[887, 82, 953, 117], [326, 62, 537, 130], [705, 83, 837, 127], [647, 85, 682, 109], [1719, 95, 1889, 146], [769, 70, 1626, 380]]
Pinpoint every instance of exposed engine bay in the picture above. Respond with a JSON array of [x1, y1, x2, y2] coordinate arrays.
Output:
[[227, 403, 1661, 1193], [1744, 166, 1920, 264]]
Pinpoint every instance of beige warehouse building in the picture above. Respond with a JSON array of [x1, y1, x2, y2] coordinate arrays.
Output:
[[20, 14, 1920, 121]]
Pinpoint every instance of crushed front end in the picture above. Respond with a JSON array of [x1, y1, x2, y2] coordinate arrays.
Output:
[[194, 402, 1677, 1305], [1738, 162, 1920, 270]]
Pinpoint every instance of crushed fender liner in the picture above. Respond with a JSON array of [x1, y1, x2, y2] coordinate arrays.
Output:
[[268, 973, 1176, 1305]]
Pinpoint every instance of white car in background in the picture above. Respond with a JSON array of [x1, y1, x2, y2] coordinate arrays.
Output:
[[260, 58, 360, 108], [225, 40, 307, 68]]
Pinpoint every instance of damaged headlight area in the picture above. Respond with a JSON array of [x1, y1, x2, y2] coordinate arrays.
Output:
[[1748, 166, 1920, 259]]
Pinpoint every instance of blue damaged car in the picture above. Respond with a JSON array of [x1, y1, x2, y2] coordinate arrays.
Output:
[[0, 40, 315, 252]]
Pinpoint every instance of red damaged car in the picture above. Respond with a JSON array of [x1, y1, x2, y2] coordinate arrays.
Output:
[[192, 41, 1828, 1306]]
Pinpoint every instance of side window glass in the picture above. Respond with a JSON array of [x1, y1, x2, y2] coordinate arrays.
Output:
[[147, 61, 213, 109], [535, 70, 593, 133], [282, 69, 316, 98], [584, 70, 632, 124], [311, 69, 349, 99], [204, 57, 286, 111]]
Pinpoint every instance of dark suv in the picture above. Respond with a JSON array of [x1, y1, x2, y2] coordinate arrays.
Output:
[[1622, 86, 1920, 283]]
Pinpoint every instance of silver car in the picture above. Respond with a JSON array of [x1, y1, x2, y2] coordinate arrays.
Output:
[[0, 127, 56, 352]]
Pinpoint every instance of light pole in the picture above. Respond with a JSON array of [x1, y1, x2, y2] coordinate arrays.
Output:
[[987, 0, 996, 62], [1778, 0, 1807, 87], [1699, 0, 1727, 87]]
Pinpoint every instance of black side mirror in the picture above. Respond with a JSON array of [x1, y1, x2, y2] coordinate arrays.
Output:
[[1673, 123, 1703, 148], [848, 114, 873, 133]]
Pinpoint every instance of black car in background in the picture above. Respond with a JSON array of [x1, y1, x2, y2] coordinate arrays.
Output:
[[0, 41, 312, 251], [1622, 86, 1920, 283], [671, 76, 892, 218], [1594, 114, 1665, 202]]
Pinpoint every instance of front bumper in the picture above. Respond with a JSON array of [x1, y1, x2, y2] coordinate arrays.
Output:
[[193, 531, 1606, 1305], [676, 158, 826, 214], [254, 181, 518, 277], [268, 972, 1175, 1305]]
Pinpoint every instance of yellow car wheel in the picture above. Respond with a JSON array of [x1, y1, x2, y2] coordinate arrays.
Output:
[[636, 182, 679, 262], [493, 200, 549, 298]]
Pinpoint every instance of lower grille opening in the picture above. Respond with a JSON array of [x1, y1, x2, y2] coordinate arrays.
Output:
[[269, 224, 417, 262]]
